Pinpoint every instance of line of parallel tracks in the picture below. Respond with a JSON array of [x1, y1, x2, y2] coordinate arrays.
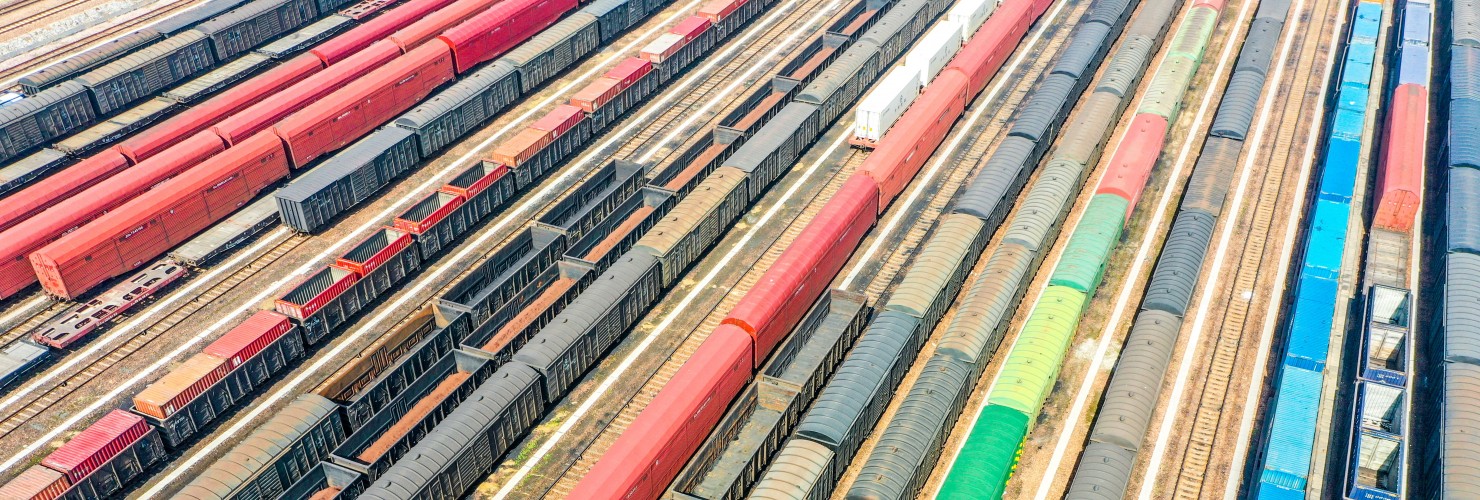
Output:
[[0, 236, 307, 437], [0, 0, 195, 84], [1161, 0, 1341, 494], [529, 3, 1084, 495]]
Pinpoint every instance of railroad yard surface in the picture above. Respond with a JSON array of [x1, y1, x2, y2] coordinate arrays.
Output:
[[0, 0, 1463, 497]]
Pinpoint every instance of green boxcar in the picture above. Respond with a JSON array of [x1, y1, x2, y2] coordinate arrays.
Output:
[[1050, 194, 1128, 293], [1167, 6, 1219, 63], [1138, 55, 1200, 120], [937, 404, 1031, 499], [986, 285, 1087, 415]]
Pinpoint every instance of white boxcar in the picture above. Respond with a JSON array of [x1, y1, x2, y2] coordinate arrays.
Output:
[[948, 0, 995, 39], [851, 66, 921, 147], [904, 21, 964, 86]]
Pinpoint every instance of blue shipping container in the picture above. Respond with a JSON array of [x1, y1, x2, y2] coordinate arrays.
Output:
[[1261, 367, 1325, 487]]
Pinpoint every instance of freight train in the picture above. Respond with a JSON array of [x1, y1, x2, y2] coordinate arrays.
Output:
[[0, 0, 771, 495], [1248, 1, 1384, 497], [0, 0, 357, 166]]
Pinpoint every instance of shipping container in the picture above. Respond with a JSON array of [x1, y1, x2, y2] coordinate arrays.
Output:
[[43, 410, 163, 497], [852, 66, 920, 146]]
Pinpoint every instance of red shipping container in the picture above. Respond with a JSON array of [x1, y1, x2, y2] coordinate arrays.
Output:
[[442, 162, 509, 198], [1375, 84, 1427, 232], [0, 465, 70, 500], [571, 77, 622, 113], [275, 43, 455, 167], [531, 105, 585, 135], [1192, 0, 1226, 9], [133, 353, 230, 418], [204, 310, 296, 367], [859, 70, 970, 207], [314, 0, 460, 64], [386, 0, 505, 52], [437, 0, 577, 73], [275, 266, 359, 320], [215, 40, 402, 145], [605, 57, 653, 87], [0, 131, 226, 300], [488, 127, 554, 167], [397, 191, 466, 234], [1096, 113, 1169, 212], [335, 227, 413, 276], [670, 16, 712, 38], [42, 410, 150, 482], [950, 0, 1031, 93], [117, 55, 324, 162], [639, 33, 687, 63], [723, 176, 879, 361], [0, 151, 130, 233], [697, 0, 742, 22], [30, 133, 290, 299], [570, 325, 753, 499]]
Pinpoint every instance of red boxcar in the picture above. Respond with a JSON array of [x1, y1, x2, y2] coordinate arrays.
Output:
[[276, 266, 360, 320], [437, 0, 576, 73], [639, 33, 688, 64], [698, 0, 742, 22], [0, 465, 70, 500], [671, 16, 713, 38], [950, 0, 1032, 93], [0, 151, 130, 233], [335, 228, 414, 276], [531, 105, 585, 135], [859, 70, 969, 207], [608, 57, 653, 86], [1375, 84, 1426, 232], [133, 353, 230, 418], [1096, 113, 1169, 212], [275, 43, 455, 167], [30, 133, 290, 299], [0, 131, 226, 299], [723, 176, 879, 362], [42, 410, 151, 483], [572, 77, 622, 112], [570, 325, 753, 499], [314, 0, 460, 64], [1192, 0, 1226, 9], [117, 55, 324, 162], [397, 191, 465, 233], [204, 310, 296, 367], [215, 40, 402, 146], [387, 0, 505, 52]]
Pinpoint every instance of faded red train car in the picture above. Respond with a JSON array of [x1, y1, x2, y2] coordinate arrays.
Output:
[[1374, 84, 1426, 232], [1097, 113, 1169, 212]]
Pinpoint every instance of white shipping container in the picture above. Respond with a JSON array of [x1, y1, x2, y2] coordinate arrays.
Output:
[[853, 67, 921, 145], [948, 0, 995, 39], [640, 33, 686, 63], [904, 22, 964, 86]]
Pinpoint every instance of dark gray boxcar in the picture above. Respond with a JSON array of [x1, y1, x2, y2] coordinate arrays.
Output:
[[152, 0, 252, 34], [651, 27, 715, 83], [1088, 309, 1180, 451], [174, 394, 346, 500], [358, 363, 544, 500], [721, 102, 820, 190], [749, 438, 837, 500], [279, 462, 367, 500], [582, 63, 657, 132], [634, 167, 750, 287], [0, 148, 68, 195], [566, 187, 674, 271], [846, 353, 976, 500], [61, 427, 166, 499], [537, 159, 646, 241], [341, 310, 471, 429], [461, 260, 595, 365], [276, 127, 420, 233], [256, 14, 352, 59], [143, 328, 305, 447], [333, 350, 494, 480], [395, 61, 520, 155], [513, 252, 662, 402], [18, 29, 163, 94], [195, 0, 319, 60], [436, 225, 566, 325], [76, 31, 216, 115], [1050, 21, 1112, 80], [162, 52, 274, 103], [707, 0, 772, 39], [0, 83, 96, 162], [503, 13, 601, 93], [1008, 73, 1080, 143], [582, 0, 637, 43]]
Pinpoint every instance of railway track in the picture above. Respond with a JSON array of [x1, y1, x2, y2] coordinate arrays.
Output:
[[0, 0, 103, 42], [0, 235, 308, 438], [512, 3, 1086, 495], [1146, 0, 1347, 494]]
